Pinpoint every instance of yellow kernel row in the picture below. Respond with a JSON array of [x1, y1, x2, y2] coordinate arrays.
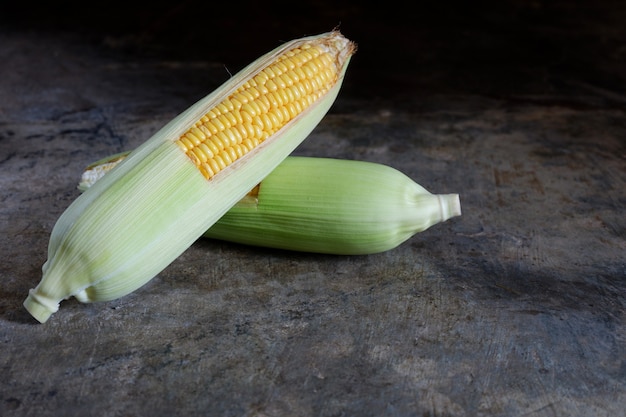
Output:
[[175, 42, 338, 180]]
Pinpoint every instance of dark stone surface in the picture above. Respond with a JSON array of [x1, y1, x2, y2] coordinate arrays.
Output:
[[1, 1, 624, 416]]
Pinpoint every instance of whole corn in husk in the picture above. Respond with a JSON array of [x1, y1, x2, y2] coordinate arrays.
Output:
[[24, 31, 356, 323], [80, 154, 462, 255]]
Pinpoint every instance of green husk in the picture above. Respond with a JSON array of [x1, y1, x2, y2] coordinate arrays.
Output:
[[80, 154, 462, 255], [204, 156, 461, 255]]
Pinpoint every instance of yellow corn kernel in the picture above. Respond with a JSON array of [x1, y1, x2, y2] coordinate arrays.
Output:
[[174, 42, 343, 180]]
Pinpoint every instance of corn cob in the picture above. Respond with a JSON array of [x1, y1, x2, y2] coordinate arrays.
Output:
[[24, 31, 356, 323], [80, 153, 462, 255]]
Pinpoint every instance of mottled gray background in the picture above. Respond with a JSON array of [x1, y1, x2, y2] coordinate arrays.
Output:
[[1, 1, 624, 416]]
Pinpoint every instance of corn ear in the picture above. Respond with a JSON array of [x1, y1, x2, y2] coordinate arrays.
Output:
[[205, 157, 461, 254], [80, 154, 461, 255], [24, 31, 356, 323]]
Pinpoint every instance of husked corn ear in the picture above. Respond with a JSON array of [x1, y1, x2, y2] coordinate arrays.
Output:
[[81, 154, 461, 255], [24, 31, 356, 323]]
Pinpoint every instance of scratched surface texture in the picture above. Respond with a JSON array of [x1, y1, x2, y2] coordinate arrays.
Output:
[[0, 1, 625, 416]]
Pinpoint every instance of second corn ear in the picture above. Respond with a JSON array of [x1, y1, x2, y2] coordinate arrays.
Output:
[[80, 155, 461, 255]]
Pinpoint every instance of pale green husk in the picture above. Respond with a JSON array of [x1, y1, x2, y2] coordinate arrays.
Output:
[[79, 155, 462, 256], [203, 157, 461, 255], [24, 31, 355, 323]]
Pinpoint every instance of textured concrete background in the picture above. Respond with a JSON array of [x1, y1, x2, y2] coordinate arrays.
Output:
[[1, 1, 625, 416]]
